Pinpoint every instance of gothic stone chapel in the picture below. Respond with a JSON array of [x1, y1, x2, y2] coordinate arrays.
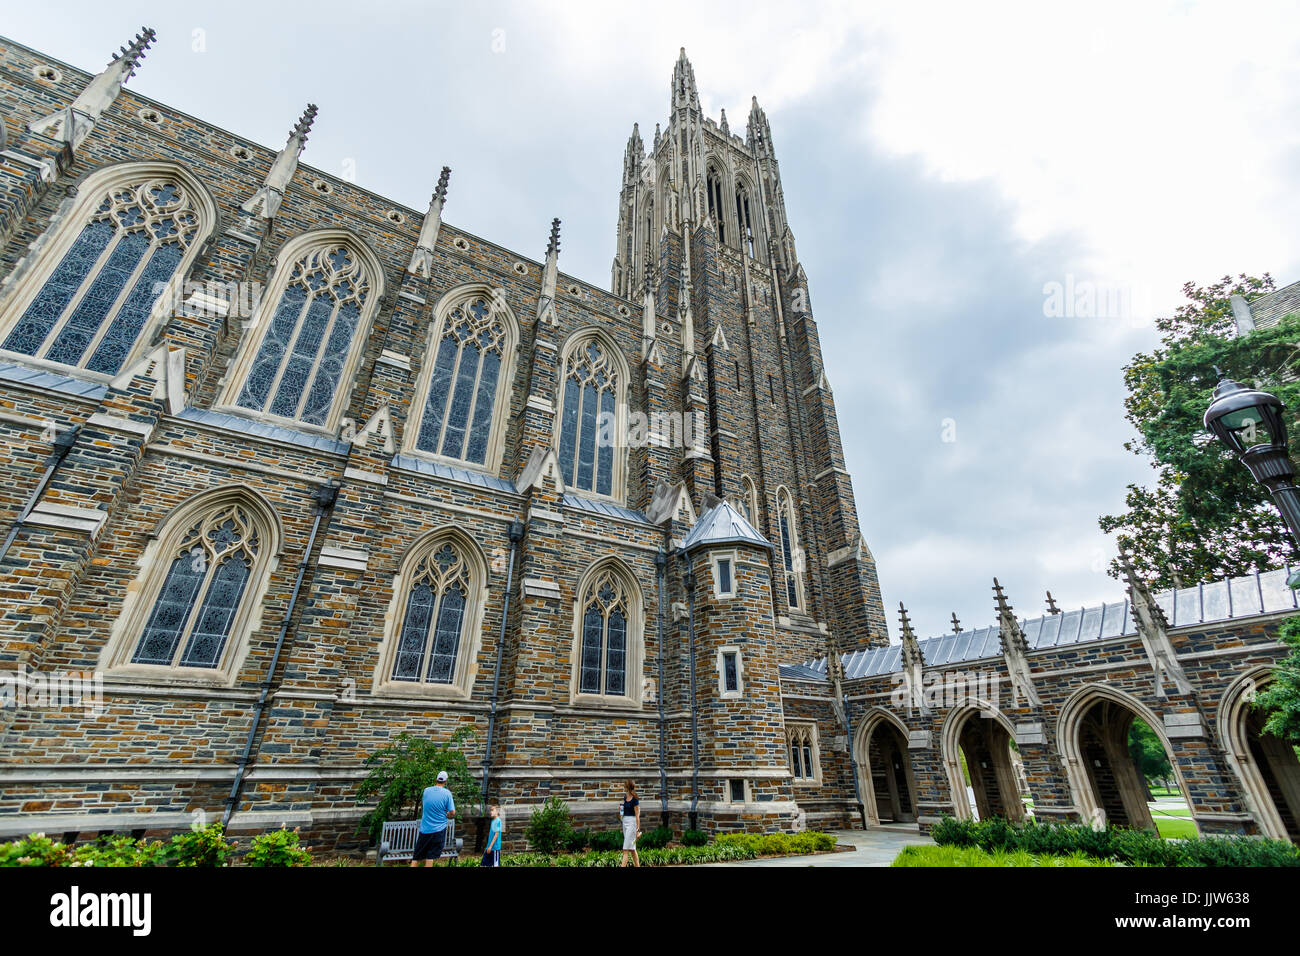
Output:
[[0, 30, 1298, 851]]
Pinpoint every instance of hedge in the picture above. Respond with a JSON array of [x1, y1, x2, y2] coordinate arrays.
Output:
[[893, 845, 1117, 867], [929, 816, 1300, 867], [0, 824, 314, 868]]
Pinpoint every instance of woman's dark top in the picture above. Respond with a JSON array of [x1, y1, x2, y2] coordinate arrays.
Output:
[[621, 796, 639, 817]]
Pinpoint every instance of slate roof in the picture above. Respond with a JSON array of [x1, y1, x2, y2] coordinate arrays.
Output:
[[680, 500, 772, 552], [793, 566, 1300, 683], [0, 361, 107, 400]]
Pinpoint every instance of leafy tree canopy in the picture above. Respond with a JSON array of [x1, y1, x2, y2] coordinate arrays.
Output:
[[1100, 274, 1300, 587], [356, 726, 479, 841]]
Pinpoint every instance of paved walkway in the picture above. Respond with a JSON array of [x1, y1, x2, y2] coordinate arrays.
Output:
[[691, 825, 934, 867]]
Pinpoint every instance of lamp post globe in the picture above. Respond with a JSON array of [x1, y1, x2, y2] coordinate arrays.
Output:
[[1204, 377, 1300, 584]]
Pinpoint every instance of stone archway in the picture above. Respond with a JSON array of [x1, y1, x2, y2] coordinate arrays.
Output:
[[855, 708, 919, 825], [1220, 667, 1300, 842], [941, 701, 1026, 822], [1059, 684, 1198, 834]]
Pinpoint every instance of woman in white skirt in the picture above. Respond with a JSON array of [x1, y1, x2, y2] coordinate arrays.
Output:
[[619, 780, 641, 867]]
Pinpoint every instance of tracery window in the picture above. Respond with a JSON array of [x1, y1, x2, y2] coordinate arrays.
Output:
[[0, 168, 211, 375], [732, 475, 760, 527], [227, 234, 379, 430], [573, 560, 643, 705], [776, 487, 805, 611], [412, 289, 514, 469], [788, 722, 820, 783], [706, 167, 727, 243], [101, 486, 279, 684], [557, 333, 625, 500], [376, 530, 487, 698], [735, 185, 755, 257]]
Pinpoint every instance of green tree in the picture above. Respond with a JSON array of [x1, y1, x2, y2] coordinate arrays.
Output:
[[1253, 616, 1300, 746], [1128, 718, 1172, 791], [1100, 273, 1300, 588], [356, 727, 479, 842]]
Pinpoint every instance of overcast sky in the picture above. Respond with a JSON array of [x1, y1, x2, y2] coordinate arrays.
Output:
[[8, 1, 1300, 641]]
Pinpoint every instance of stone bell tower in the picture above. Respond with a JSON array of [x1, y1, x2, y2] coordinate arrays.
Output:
[[611, 50, 890, 660]]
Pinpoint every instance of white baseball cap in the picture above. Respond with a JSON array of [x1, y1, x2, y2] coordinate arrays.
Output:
[[436, 771, 448, 782]]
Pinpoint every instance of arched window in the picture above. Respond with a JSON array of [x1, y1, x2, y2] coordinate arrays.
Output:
[[409, 287, 516, 470], [788, 722, 821, 784], [734, 185, 755, 257], [706, 166, 727, 243], [776, 487, 805, 611], [572, 560, 644, 706], [556, 331, 627, 500], [733, 475, 760, 526], [100, 486, 281, 683], [375, 529, 487, 699], [223, 232, 382, 431], [0, 163, 215, 376]]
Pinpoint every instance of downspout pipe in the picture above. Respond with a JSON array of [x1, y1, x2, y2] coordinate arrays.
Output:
[[480, 519, 524, 811], [681, 554, 699, 831], [655, 547, 668, 827], [0, 425, 80, 565], [223, 481, 339, 828]]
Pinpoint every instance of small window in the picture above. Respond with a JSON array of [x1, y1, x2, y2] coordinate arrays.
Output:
[[787, 722, 820, 784], [717, 557, 732, 595], [723, 651, 739, 693], [768, 374, 775, 404], [729, 779, 746, 802]]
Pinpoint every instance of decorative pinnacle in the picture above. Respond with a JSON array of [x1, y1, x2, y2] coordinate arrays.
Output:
[[291, 104, 318, 146], [950, 612, 962, 634], [111, 27, 156, 79], [546, 218, 561, 257], [1045, 590, 1061, 615], [992, 577, 1016, 619], [898, 602, 916, 642], [433, 165, 451, 204]]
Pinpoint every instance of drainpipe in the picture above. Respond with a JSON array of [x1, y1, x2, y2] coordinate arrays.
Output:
[[681, 553, 700, 831], [223, 481, 339, 828], [480, 519, 524, 810], [0, 425, 80, 565], [655, 547, 668, 827]]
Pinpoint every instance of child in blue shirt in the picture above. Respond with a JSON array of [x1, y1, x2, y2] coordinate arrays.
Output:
[[482, 805, 502, 867]]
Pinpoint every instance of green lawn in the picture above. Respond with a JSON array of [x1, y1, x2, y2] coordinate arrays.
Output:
[[892, 845, 1116, 867], [1148, 786, 1183, 799], [1152, 815, 1198, 839]]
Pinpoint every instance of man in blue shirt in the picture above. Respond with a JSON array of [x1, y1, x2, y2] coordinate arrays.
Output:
[[411, 770, 456, 867]]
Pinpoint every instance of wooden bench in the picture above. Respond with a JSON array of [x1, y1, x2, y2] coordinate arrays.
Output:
[[377, 820, 462, 864]]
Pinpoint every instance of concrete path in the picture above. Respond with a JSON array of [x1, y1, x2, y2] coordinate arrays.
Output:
[[691, 825, 934, 868]]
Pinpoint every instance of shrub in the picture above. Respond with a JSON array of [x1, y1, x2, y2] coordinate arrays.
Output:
[[892, 845, 1117, 867], [637, 826, 673, 850], [451, 842, 760, 866], [589, 829, 624, 852], [244, 827, 313, 867], [714, 831, 836, 856], [357, 727, 479, 843], [682, 829, 709, 847], [0, 834, 77, 867], [76, 834, 167, 868], [562, 828, 591, 853], [165, 822, 233, 867], [525, 796, 573, 854]]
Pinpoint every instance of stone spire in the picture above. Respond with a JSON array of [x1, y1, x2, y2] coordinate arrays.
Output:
[[623, 123, 644, 186], [671, 47, 699, 111], [747, 95, 773, 156], [993, 578, 1041, 708], [1121, 552, 1192, 696], [898, 602, 927, 714], [408, 166, 450, 278], [719, 108, 729, 137], [950, 612, 962, 634], [240, 103, 318, 220], [1045, 590, 1061, 614], [653, 122, 662, 152], [29, 27, 156, 149], [536, 218, 560, 327]]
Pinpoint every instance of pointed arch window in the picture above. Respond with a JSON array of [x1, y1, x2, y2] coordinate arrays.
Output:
[[557, 333, 626, 500], [733, 475, 760, 527], [0, 167, 213, 376], [225, 235, 380, 430], [788, 722, 821, 784], [776, 487, 805, 611], [735, 185, 755, 257], [411, 289, 515, 470], [706, 167, 727, 243], [572, 561, 644, 707], [376, 530, 487, 699], [100, 487, 280, 684]]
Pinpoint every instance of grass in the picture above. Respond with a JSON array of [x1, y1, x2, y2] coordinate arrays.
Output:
[[1148, 786, 1183, 799], [1151, 816, 1198, 839], [892, 845, 1116, 867]]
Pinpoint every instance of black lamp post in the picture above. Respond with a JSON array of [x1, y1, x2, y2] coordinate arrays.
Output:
[[1204, 377, 1300, 584]]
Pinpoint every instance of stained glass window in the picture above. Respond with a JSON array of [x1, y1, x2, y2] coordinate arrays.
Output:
[[415, 295, 509, 466], [235, 242, 371, 427], [558, 337, 621, 498], [577, 566, 634, 697], [391, 541, 472, 686], [131, 503, 260, 669], [788, 725, 818, 780], [2, 178, 202, 374], [723, 651, 739, 693], [777, 489, 803, 610]]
